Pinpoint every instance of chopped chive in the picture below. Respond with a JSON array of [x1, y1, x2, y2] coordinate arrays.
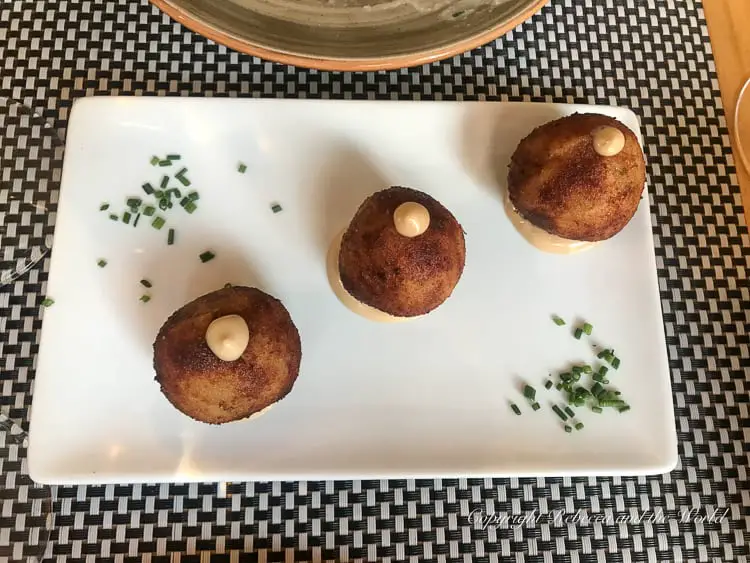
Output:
[[572, 372, 581, 382], [153, 190, 164, 199], [592, 372, 604, 383], [41, 297, 54, 307], [611, 357, 621, 370], [571, 366, 582, 375], [158, 160, 171, 167], [183, 200, 197, 214], [109, 213, 119, 221], [187, 191, 199, 201], [582, 365, 593, 374], [600, 378, 610, 385], [166, 154, 181, 161], [167, 228, 175, 246], [555, 383, 563, 391], [591, 382, 605, 398], [582, 323, 593, 335], [133, 213, 141, 227], [176, 176, 191, 187], [143, 205, 155, 217], [139, 294, 151, 303], [531, 402, 541, 411], [158, 199, 169, 211], [592, 405, 603, 413], [140, 279, 152, 288], [552, 404, 568, 421], [150, 156, 160, 166], [160, 175, 169, 189], [564, 406, 575, 418], [126, 197, 142, 210], [574, 422, 584, 431], [97, 259, 107, 268], [614, 390, 622, 396], [99, 203, 110, 211], [510, 403, 522, 416], [166, 188, 182, 198], [617, 405, 631, 413], [574, 328, 583, 340], [142, 182, 154, 195], [122, 211, 132, 224], [604, 352, 615, 364], [199, 250, 215, 263], [238, 162, 247, 173], [597, 349, 609, 359], [522, 384, 536, 401], [560, 373, 572, 383], [151, 216, 166, 230], [544, 380, 553, 390], [552, 316, 565, 326], [271, 203, 283, 214], [598, 366, 609, 376], [564, 425, 572, 433]]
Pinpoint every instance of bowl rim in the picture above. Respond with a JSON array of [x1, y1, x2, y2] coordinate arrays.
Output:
[[149, 0, 549, 71]]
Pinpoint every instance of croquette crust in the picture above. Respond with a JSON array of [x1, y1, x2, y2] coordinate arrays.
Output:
[[153, 286, 301, 424], [338, 186, 465, 317], [507, 113, 646, 242]]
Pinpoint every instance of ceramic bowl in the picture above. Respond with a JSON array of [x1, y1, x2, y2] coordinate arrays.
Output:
[[149, 0, 547, 71]]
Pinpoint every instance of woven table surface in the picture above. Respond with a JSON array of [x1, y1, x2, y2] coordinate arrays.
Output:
[[1, 0, 749, 561]]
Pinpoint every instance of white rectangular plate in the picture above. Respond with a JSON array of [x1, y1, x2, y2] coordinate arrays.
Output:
[[28, 98, 677, 484]]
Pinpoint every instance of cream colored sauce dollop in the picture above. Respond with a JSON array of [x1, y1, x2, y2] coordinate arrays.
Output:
[[503, 193, 598, 255], [326, 231, 414, 323], [205, 314, 250, 361], [393, 202, 430, 237], [592, 125, 625, 157]]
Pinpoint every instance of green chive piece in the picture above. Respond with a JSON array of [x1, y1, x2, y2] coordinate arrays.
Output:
[[600, 378, 610, 384], [99, 203, 110, 211], [133, 214, 141, 228], [552, 316, 565, 326], [176, 176, 191, 187], [555, 383, 563, 391], [573, 372, 582, 382], [618, 405, 631, 413], [167, 228, 175, 246], [41, 297, 54, 307], [153, 189, 164, 199], [599, 366, 609, 376], [238, 162, 247, 173], [166, 154, 181, 161], [183, 200, 197, 214], [612, 357, 621, 370], [122, 211, 132, 224], [160, 175, 169, 189], [139, 294, 151, 303], [166, 188, 182, 198], [560, 373, 572, 383], [199, 251, 215, 263], [582, 323, 593, 335], [140, 279, 152, 288], [158, 160, 171, 167], [582, 365, 593, 374], [592, 406, 603, 413], [151, 216, 166, 230], [574, 328, 583, 340], [271, 203, 283, 214], [591, 382, 605, 398], [109, 213, 118, 221], [571, 366, 582, 375], [97, 259, 107, 268], [510, 403, 522, 416], [564, 406, 575, 418], [187, 191, 199, 201], [522, 385, 536, 401], [142, 182, 154, 195], [158, 199, 169, 211], [574, 422, 584, 431], [126, 197, 142, 210], [531, 402, 541, 411], [552, 404, 568, 421], [614, 390, 622, 396], [143, 206, 155, 217], [597, 349, 609, 359], [564, 425, 572, 433], [592, 372, 604, 383], [150, 156, 160, 166], [544, 380, 553, 390]]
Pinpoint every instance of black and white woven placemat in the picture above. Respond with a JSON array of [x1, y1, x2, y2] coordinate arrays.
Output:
[[1, 0, 749, 561]]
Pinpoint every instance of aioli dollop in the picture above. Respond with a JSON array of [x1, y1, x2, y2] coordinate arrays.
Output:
[[393, 202, 430, 237], [205, 314, 250, 361], [592, 125, 625, 157]]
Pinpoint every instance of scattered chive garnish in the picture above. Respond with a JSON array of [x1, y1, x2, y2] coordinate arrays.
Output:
[[574, 328, 583, 340], [41, 298, 54, 307], [167, 228, 175, 245], [522, 384, 536, 401], [582, 323, 593, 335], [617, 405, 631, 413], [122, 211, 131, 224], [531, 402, 541, 411], [552, 405, 568, 421], [142, 183, 154, 195], [187, 191, 199, 201], [238, 162, 247, 173], [97, 259, 107, 268], [160, 175, 169, 189], [151, 216, 166, 230], [510, 403, 522, 416], [166, 154, 181, 161], [158, 199, 169, 211], [591, 382, 605, 398], [139, 294, 151, 303], [99, 203, 110, 211], [574, 422, 584, 431], [150, 156, 160, 166], [166, 188, 182, 198], [599, 366, 609, 376], [183, 200, 197, 214], [555, 383, 563, 391], [571, 366, 582, 374], [140, 279, 152, 288], [544, 380, 553, 390], [143, 206, 155, 217], [199, 251, 215, 263], [572, 372, 581, 382], [597, 349, 609, 359], [552, 316, 565, 326], [133, 214, 141, 227], [582, 365, 593, 374], [126, 197, 142, 210], [158, 160, 171, 167], [271, 203, 283, 214], [564, 425, 572, 433], [564, 406, 575, 418], [611, 357, 621, 370], [109, 213, 119, 221], [592, 405, 603, 413]]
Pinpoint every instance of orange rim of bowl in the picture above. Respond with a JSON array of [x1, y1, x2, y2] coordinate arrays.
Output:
[[149, 0, 549, 72]]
